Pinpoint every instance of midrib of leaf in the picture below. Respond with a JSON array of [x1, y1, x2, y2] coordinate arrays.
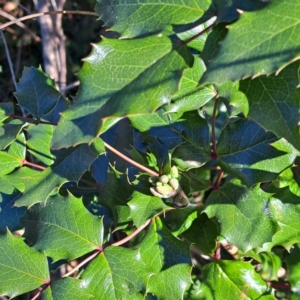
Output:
[[218, 136, 276, 156], [41, 221, 100, 247], [217, 264, 251, 297], [29, 78, 39, 116], [0, 262, 46, 281], [228, 18, 300, 62]]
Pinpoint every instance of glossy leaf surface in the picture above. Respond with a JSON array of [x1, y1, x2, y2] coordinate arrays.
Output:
[[0, 231, 49, 298], [205, 180, 279, 252], [22, 193, 104, 262]]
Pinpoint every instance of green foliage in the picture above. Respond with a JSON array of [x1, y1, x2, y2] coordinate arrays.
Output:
[[1, 0, 300, 299]]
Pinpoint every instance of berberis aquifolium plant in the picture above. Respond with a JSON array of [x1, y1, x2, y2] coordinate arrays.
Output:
[[1, 0, 300, 299]]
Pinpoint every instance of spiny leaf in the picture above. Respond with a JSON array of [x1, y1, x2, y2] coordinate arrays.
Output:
[[182, 212, 218, 255], [201, 0, 300, 84], [22, 193, 104, 262], [14, 67, 62, 118], [51, 35, 193, 149], [217, 119, 298, 186], [0, 231, 49, 298], [95, 0, 211, 38], [262, 187, 300, 251], [240, 61, 300, 150], [81, 218, 191, 299], [199, 260, 275, 299], [166, 55, 216, 115], [204, 180, 279, 252], [15, 139, 105, 207], [0, 119, 25, 150]]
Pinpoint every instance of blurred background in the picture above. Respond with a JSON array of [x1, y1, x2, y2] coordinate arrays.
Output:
[[0, 0, 102, 105]]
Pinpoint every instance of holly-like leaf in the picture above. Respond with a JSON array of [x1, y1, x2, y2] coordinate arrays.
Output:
[[15, 139, 105, 207], [262, 187, 300, 251], [98, 173, 134, 229], [42, 278, 93, 300], [0, 102, 13, 122], [14, 67, 61, 118], [166, 56, 216, 115], [81, 217, 191, 299], [21, 193, 104, 262], [51, 35, 193, 149], [201, 0, 300, 84], [128, 191, 171, 227], [204, 180, 279, 252], [0, 132, 26, 176], [131, 110, 211, 170], [95, 0, 211, 38], [240, 62, 300, 150], [0, 231, 49, 298], [0, 185, 25, 233], [26, 124, 55, 165], [199, 260, 275, 299], [217, 119, 298, 186], [182, 212, 218, 255], [0, 119, 25, 150], [163, 204, 200, 237]]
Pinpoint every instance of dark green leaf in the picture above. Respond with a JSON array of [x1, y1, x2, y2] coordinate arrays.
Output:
[[217, 119, 297, 186], [81, 218, 191, 299], [15, 139, 105, 207], [52, 35, 193, 149], [95, 0, 211, 38], [98, 173, 134, 229], [204, 180, 279, 252], [201, 0, 300, 84], [0, 231, 49, 298], [0, 120, 25, 150], [199, 260, 275, 299], [240, 62, 300, 150], [262, 187, 300, 251], [14, 67, 61, 118], [0, 185, 25, 233], [128, 191, 171, 227], [182, 212, 218, 255], [22, 193, 103, 262], [0, 102, 13, 122]]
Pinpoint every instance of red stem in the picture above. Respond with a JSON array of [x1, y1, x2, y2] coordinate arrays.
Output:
[[213, 170, 224, 190], [111, 219, 152, 246], [62, 249, 102, 278], [267, 281, 291, 290], [181, 23, 214, 45], [211, 97, 219, 159], [103, 142, 160, 177]]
